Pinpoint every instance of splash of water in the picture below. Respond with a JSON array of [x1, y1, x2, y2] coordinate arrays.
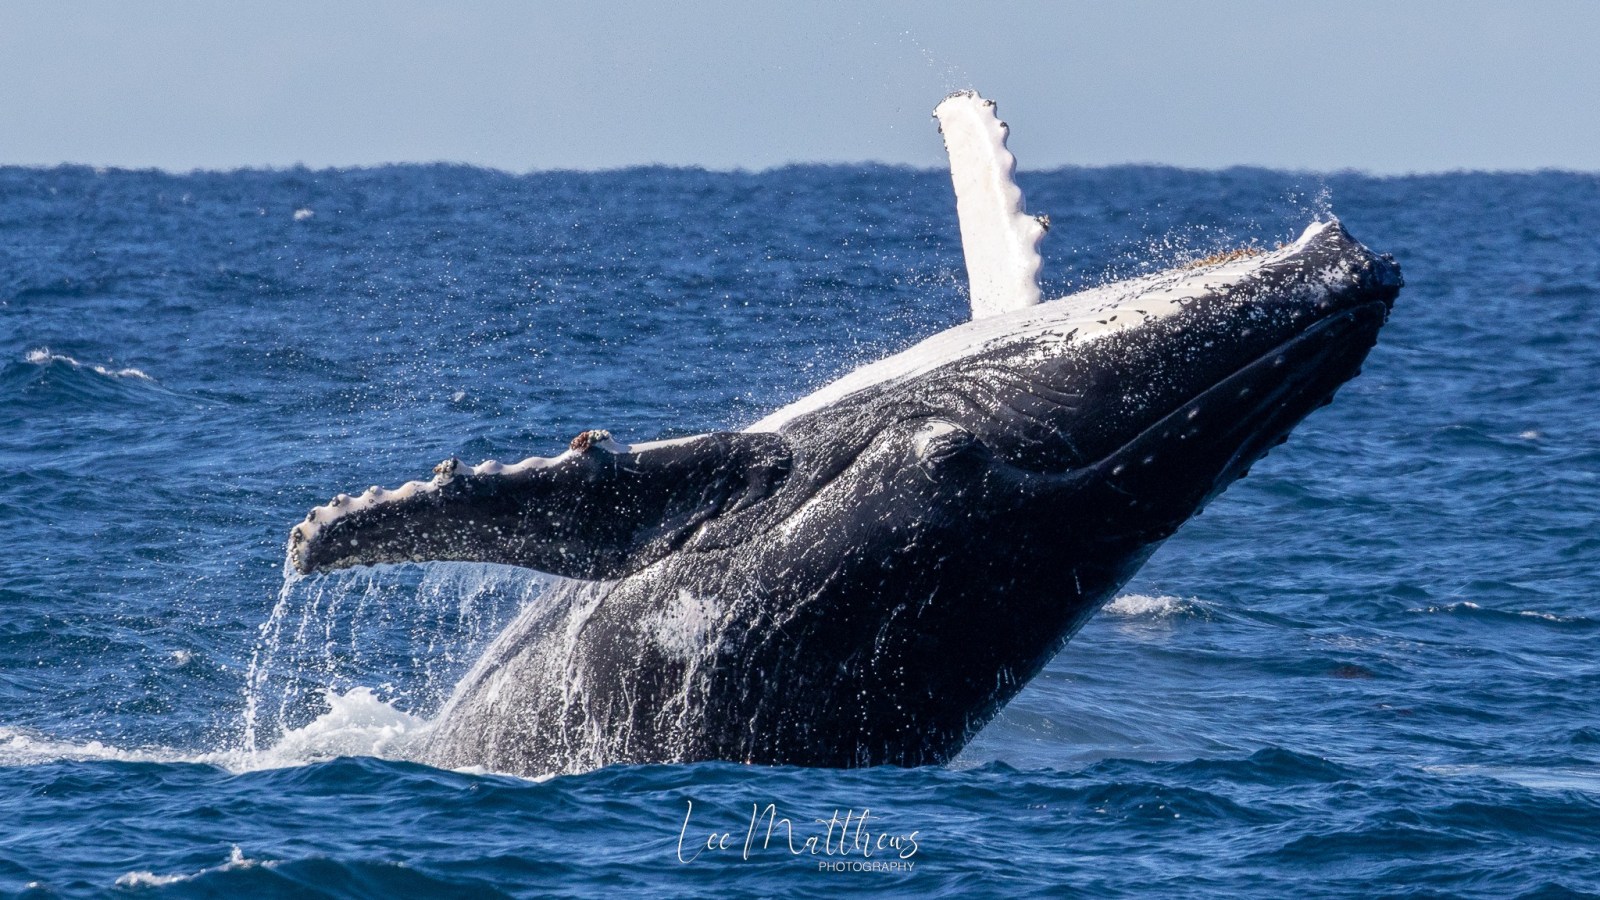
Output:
[[2, 562, 563, 775], [0, 688, 420, 773], [237, 561, 555, 763], [241, 568, 299, 754]]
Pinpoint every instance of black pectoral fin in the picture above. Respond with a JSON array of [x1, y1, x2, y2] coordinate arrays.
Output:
[[287, 430, 793, 578]]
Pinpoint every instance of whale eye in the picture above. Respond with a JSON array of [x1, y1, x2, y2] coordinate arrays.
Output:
[[912, 420, 962, 458], [912, 420, 984, 473]]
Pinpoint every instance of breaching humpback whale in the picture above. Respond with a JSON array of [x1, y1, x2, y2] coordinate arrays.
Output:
[[287, 92, 1401, 775]]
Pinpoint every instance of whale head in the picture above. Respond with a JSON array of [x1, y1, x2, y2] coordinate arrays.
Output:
[[754, 218, 1398, 549], [607, 218, 1398, 765]]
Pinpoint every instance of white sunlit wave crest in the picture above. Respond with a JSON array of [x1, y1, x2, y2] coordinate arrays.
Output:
[[25, 347, 153, 380]]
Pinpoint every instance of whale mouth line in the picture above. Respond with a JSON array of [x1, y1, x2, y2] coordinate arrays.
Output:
[[1093, 299, 1388, 475]]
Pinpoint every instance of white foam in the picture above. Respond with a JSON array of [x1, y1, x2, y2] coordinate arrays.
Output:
[[1104, 593, 1200, 618], [933, 90, 1046, 319], [0, 728, 175, 767], [117, 846, 265, 887], [253, 687, 427, 767], [24, 347, 152, 380], [1409, 600, 1587, 624], [0, 687, 428, 774]]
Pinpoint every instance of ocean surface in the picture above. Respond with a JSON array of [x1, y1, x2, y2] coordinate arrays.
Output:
[[2, 162, 1598, 898]]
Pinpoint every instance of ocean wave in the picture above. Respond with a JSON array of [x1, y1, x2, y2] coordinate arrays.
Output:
[[24, 347, 153, 381], [0, 687, 431, 775], [1424, 764, 1600, 795], [0, 727, 173, 767], [1169, 746, 1355, 785], [117, 846, 263, 888], [116, 851, 500, 897], [1409, 601, 1596, 628], [1103, 593, 1210, 620]]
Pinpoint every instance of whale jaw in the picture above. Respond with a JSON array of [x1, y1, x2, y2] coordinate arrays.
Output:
[[1087, 299, 1390, 548]]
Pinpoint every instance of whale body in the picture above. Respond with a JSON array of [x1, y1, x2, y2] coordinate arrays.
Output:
[[286, 95, 1401, 775]]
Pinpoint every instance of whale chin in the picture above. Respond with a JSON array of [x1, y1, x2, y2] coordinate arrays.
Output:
[[1089, 299, 1390, 546]]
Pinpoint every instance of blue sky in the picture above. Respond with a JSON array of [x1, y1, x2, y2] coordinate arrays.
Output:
[[3, 1, 1597, 173]]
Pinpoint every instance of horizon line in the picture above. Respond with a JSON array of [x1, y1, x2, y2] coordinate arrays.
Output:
[[5, 159, 1599, 180]]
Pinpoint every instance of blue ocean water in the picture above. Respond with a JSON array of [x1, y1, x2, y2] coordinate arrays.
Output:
[[2, 162, 1598, 898]]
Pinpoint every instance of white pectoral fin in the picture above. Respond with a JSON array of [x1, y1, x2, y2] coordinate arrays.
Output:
[[933, 90, 1047, 320]]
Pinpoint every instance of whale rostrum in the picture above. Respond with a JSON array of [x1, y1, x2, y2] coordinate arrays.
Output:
[[286, 93, 1402, 775]]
